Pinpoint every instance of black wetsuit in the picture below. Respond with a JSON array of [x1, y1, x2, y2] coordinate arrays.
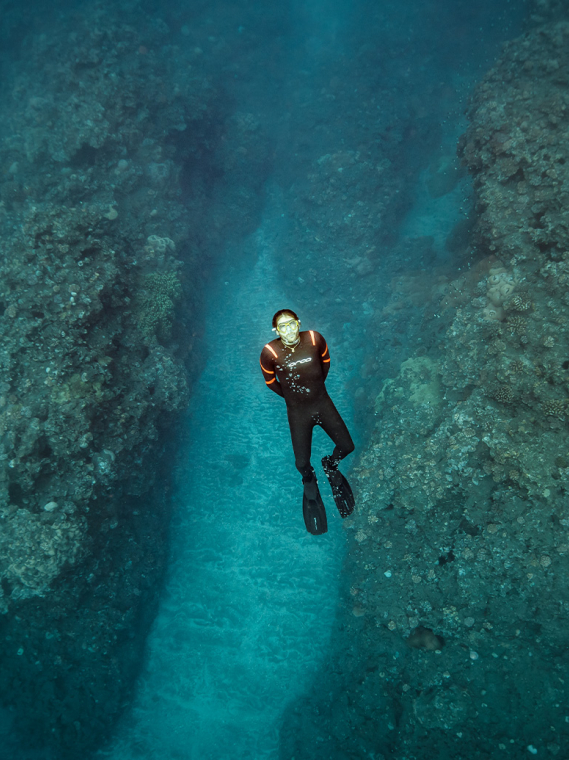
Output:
[[260, 330, 354, 479]]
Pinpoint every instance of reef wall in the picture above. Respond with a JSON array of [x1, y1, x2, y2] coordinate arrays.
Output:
[[281, 13, 569, 760], [0, 2, 269, 755], [271, 16, 449, 313]]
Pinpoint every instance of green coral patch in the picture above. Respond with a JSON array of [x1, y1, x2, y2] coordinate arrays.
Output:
[[136, 271, 182, 340]]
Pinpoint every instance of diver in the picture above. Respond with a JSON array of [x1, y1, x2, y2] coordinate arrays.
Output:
[[260, 309, 355, 535]]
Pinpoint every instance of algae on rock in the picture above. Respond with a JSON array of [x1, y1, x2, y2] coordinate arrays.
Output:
[[136, 270, 183, 340]]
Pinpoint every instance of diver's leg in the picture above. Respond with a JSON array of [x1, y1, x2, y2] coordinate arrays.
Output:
[[317, 396, 355, 517], [287, 406, 327, 534], [317, 396, 355, 467], [287, 405, 315, 480]]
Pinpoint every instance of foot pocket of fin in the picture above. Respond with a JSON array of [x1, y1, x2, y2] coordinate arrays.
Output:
[[321, 457, 355, 518], [302, 488, 328, 535]]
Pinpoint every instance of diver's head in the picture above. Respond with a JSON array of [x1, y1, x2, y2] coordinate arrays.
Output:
[[272, 309, 300, 346]]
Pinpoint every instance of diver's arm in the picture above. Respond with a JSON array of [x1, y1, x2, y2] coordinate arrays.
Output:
[[318, 333, 331, 381], [265, 375, 284, 397], [260, 350, 284, 398]]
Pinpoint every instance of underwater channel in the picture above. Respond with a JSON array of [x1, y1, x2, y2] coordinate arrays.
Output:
[[0, 0, 567, 759]]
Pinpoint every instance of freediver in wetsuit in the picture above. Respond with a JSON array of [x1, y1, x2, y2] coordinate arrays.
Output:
[[260, 309, 355, 535]]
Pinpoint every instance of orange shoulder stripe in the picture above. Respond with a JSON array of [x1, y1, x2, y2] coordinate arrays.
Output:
[[323, 358, 330, 363], [264, 343, 278, 358], [265, 377, 276, 385], [321, 342, 329, 357], [309, 330, 315, 345], [259, 359, 275, 374]]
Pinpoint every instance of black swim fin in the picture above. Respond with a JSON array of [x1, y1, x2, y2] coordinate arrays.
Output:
[[302, 474, 328, 535], [322, 456, 355, 518]]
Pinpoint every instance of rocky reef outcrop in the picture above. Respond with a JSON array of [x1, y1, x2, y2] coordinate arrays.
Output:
[[0, 2, 269, 756], [528, 0, 569, 25], [281, 16, 569, 760], [269, 10, 457, 327]]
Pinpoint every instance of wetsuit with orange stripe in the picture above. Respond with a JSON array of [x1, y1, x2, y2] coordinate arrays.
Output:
[[260, 330, 354, 480]]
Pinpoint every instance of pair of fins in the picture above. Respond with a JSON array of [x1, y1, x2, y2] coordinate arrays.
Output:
[[302, 457, 355, 535]]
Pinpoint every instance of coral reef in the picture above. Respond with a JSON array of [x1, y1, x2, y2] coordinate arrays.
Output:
[[281, 15, 569, 760], [0, 2, 271, 756]]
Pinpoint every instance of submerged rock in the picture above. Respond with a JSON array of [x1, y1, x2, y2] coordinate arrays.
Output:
[[0, 0, 271, 755], [280, 10, 569, 760], [406, 626, 444, 651]]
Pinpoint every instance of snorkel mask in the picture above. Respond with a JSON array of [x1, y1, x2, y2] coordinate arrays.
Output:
[[274, 316, 301, 346]]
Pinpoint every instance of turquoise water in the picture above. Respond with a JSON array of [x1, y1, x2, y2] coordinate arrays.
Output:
[[95, 1, 526, 756], [97, 191, 356, 759], [0, 0, 534, 756]]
